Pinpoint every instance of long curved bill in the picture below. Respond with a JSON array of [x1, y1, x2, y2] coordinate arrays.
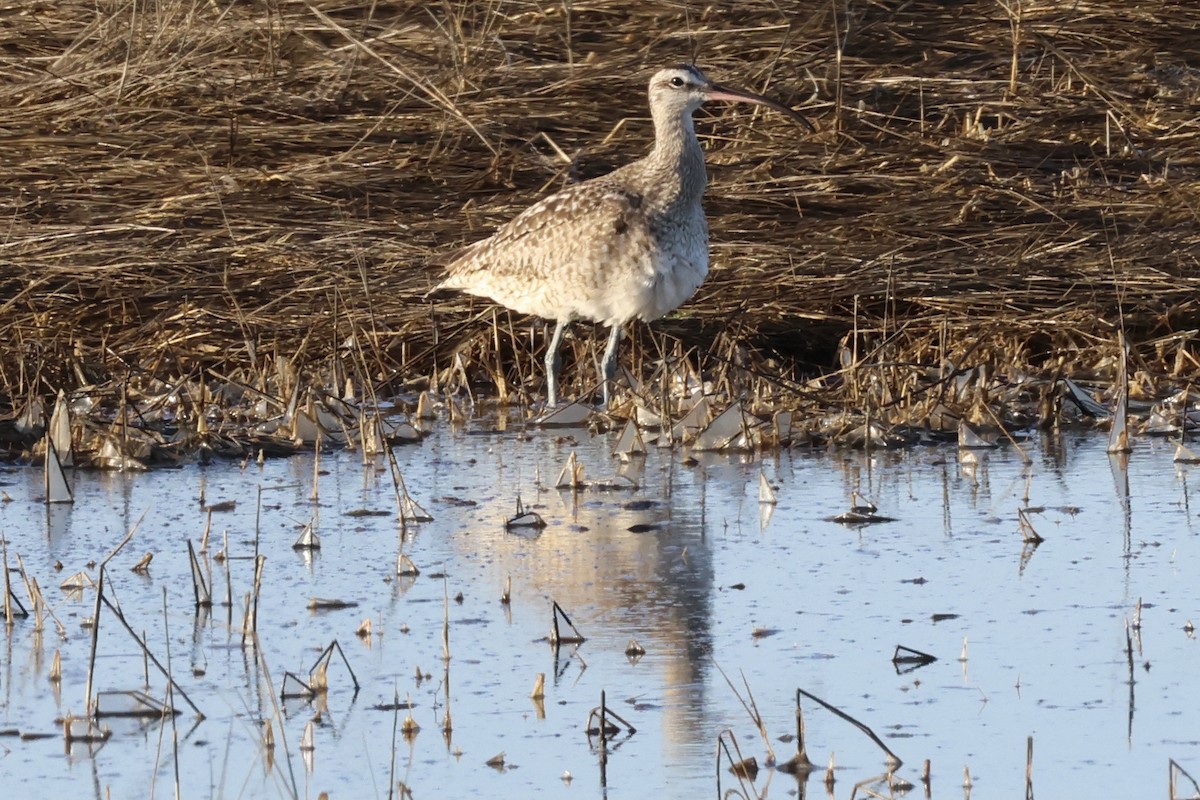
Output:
[[706, 82, 816, 133]]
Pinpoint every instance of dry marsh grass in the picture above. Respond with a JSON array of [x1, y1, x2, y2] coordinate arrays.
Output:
[[3, 0, 1200, 445]]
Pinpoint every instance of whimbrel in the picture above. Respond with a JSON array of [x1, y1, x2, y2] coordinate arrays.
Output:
[[436, 64, 812, 408]]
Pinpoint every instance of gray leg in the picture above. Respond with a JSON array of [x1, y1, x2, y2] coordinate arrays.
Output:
[[544, 319, 567, 407], [599, 325, 623, 409]]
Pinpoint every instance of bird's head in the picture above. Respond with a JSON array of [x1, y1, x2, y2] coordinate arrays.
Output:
[[648, 64, 814, 132]]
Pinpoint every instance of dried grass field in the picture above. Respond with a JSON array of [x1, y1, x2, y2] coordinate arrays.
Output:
[[3, 0, 1200, 451]]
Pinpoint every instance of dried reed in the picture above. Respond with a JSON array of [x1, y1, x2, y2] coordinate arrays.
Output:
[[3, 1, 1199, 436]]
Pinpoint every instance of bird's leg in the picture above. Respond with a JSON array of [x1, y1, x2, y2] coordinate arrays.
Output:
[[599, 324, 623, 409], [544, 319, 567, 407]]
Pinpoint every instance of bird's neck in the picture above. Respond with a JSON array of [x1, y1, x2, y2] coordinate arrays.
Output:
[[646, 111, 707, 203]]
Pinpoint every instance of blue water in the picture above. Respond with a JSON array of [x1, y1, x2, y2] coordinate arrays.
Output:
[[0, 421, 1196, 798]]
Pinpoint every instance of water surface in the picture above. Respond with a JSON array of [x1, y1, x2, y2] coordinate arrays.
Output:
[[1, 419, 1196, 798]]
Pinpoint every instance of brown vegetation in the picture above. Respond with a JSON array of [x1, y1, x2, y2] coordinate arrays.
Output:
[[3, 0, 1200, 443]]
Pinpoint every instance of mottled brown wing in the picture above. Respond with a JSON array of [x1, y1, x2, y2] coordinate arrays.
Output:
[[441, 180, 648, 286]]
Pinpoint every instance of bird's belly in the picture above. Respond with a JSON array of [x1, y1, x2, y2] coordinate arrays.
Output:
[[640, 252, 707, 322]]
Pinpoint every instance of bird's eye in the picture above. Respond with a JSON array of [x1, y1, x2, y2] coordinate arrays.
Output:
[[669, 76, 685, 88]]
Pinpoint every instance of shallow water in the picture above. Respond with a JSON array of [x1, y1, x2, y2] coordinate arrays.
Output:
[[1, 417, 1197, 799]]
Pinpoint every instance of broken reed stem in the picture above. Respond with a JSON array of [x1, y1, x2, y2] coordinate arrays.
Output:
[[256, 645, 302, 800], [442, 577, 450, 662], [18, 553, 63, 635], [84, 512, 144, 717], [2, 537, 12, 626], [1025, 735, 1034, 799], [243, 554, 265, 644], [311, 434, 320, 502], [443, 661, 453, 737], [797, 687, 902, 769], [388, 683, 400, 800], [712, 659, 776, 765], [598, 689, 608, 787], [96, 590, 203, 718], [796, 689, 811, 765], [715, 730, 760, 800], [164, 587, 182, 799]]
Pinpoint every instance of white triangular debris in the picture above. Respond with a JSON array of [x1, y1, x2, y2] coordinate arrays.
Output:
[[672, 396, 711, 441], [293, 522, 320, 550], [1142, 409, 1176, 435], [416, 391, 437, 420], [1107, 386, 1131, 454], [534, 401, 592, 427], [692, 402, 755, 451], [1108, 335, 1132, 454], [613, 420, 645, 460], [957, 421, 998, 449], [15, 394, 45, 435], [758, 502, 775, 531], [49, 390, 72, 466], [556, 451, 585, 489], [44, 436, 73, 504], [757, 471, 777, 505], [98, 437, 147, 471], [773, 410, 793, 446], [401, 493, 433, 523], [1174, 442, 1200, 464]]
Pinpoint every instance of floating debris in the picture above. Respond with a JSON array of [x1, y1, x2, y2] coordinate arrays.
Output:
[[957, 420, 998, 449], [356, 619, 372, 638], [1175, 442, 1200, 464], [281, 640, 360, 699], [831, 495, 895, 526], [187, 540, 212, 607], [307, 598, 359, 610], [63, 715, 111, 745], [556, 451, 585, 489], [1062, 378, 1109, 417], [757, 471, 777, 505], [672, 396, 711, 441], [506, 496, 546, 530], [1142, 409, 1177, 436], [1108, 335, 1132, 454], [293, 522, 320, 550], [415, 391, 438, 420], [586, 474, 639, 491], [613, 419, 646, 460], [693, 402, 761, 451], [60, 571, 94, 592], [94, 690, 178, 719], [772, 410, 794, 447], [401, 704, 420, 738], [397, 553, 420, 577], [625, 639, 646, 657], [96, 436, 147, 471], [549, 600, 586, 646], [1017, 508, 1044, 544], [533, 401, 592, 427], [1108, 386, 1131, 453], [130, 552, 153, 573], [892, 645, 937, 666], [43, 435, 73, 505], [49, 390, 72, 466]]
